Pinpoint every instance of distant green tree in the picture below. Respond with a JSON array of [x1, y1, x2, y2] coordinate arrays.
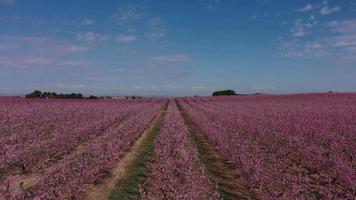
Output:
[[88, 95, 98, 99], [25, 90, 84, 99], [25, 90, 42, 98], [41, 92, 51, 98], [212, 89, 237, 96]]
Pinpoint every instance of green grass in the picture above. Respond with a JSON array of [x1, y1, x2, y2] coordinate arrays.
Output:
[[108, 104, 166, 200]]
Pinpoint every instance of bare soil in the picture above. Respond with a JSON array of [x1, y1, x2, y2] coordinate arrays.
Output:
[[85, 108, 167, 200]]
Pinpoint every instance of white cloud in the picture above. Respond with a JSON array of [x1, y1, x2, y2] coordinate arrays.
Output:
[[249, 15, 257, 20], [145, 18, 167, 39], [330, 34, 356, 48], [297, 3, 313, 12], [82, 19, 96, 26], [293, 30, 307, 37], [324, 20, 356, 52], [61, 61, 88, 67], [115, 5, 167, 40], [203, 0, 221, 11], [290, 19, 311, 37], [116, 34, 137, 42], [0, 56, 53, 69], [338, 55, 356, 63], [78, 32, 110, 42], [320, 6, 340, 15], [78, 32, 100, 41], [23, 57, 51, 65], [152, 54, 192, 64], [310, 15, 315, 20], [65, 45, 89, 52], [0, 55, 91, 69], [283, 19, 356, 59], [145, 30, 167, 39], [281, 41, 326, 58], [327, 20, 339, 27], [251, 86, 278, 90], [148, 17, 162, 27], [306, 42, 322, 49], [328, 20, 356, 33], [116, 5, 143, 24]]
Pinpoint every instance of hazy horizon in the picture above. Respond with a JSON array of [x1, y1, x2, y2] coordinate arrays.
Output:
[[1, 0, 356, 96]]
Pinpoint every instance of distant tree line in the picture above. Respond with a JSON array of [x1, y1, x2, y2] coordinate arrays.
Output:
[[24, 90, 144, 100], [25, 90, 86, 99], [212, 89, 237, 96]]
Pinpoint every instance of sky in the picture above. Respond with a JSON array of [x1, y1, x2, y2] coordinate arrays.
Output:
[[0, 0, 356, 96]]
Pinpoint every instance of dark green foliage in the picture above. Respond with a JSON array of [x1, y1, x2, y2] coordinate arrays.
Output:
[[25, 90, 85, 99], [25, 90, 42, 98], [88, 95, 98, 99], [212, 89, 237, 96]]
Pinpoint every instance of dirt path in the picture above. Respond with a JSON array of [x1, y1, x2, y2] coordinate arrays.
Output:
[[176, 100, 260, 200], [85, 104, 167, 200]]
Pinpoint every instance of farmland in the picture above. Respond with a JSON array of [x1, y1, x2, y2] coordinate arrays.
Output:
[[0, 93, 355, 199]]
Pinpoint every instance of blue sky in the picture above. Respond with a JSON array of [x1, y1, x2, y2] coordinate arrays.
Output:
[[0, 0, 356, 96]]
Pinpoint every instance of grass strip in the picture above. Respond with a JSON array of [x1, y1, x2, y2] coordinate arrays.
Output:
[[108, 102, 167, 200]]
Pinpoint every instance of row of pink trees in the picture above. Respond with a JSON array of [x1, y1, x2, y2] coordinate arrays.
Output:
[[0, 98, 165, 199], [178, 93, 355, 199], [141, 100, 220, 199]]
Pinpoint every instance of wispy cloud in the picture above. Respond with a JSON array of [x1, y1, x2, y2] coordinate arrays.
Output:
[[148, 17, 162, 27], [328, 20, 356, 33], [145, 29, 167, 39], [115, 5, 167, 40], [281, 41, 325, 58], [82, 19, 96, 26], [320, 5, 341, 15], [23, 57, 51, 65], [0, 55, 89, 69], [338, 55, 356, 64], [61, 61, 89, 67], [323, 20, 356, 55], [78, 32, 111, 42], [65, 45, 89, 52], [152, 54, 192, 64], [251, 86, 278, 91], [0, 56, 52, 69], [0, 44, 21, 50], [297, 3, 313, 12], [116, 5, 144, 24], [202, 0, 222, 11], [116, 34, 137, 42], [290, 19, 312, 37], [283, 19, 356, 61], [145, 17, 167, 39]]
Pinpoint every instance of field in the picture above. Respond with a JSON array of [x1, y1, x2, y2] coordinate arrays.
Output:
[[0, 93, 355, 199]]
